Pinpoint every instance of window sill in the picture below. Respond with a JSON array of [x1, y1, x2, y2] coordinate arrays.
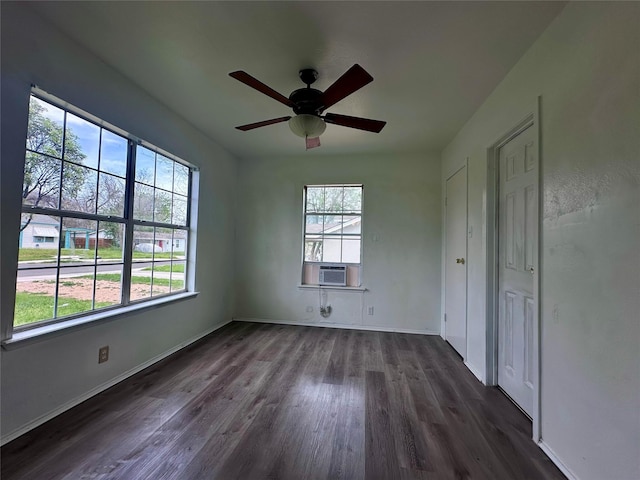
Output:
[[2, 291, 199, 349], [297, 284, 367, 292]]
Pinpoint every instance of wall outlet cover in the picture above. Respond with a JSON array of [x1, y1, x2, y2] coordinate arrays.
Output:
[[98, 346, 109, 364]]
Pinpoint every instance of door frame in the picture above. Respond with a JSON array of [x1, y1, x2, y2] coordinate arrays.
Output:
[[443, 162, 469, 357], [485, 98, 541, 441]]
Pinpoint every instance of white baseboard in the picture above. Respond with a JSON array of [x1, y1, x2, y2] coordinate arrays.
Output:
[[0, 319, 232, 446], [233, 317, 439, 336], [463, 361, 485, 384], [538, 440, 578, 480]]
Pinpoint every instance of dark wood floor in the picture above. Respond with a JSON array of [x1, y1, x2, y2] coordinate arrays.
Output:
[[1, 322, 564, 480]]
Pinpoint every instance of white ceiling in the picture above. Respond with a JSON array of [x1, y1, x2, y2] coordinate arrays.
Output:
[[28, 1, 565, 159]]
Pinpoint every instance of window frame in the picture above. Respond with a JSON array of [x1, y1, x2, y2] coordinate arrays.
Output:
[[301, 184, 363, 286], [12, 88, 197, 334]]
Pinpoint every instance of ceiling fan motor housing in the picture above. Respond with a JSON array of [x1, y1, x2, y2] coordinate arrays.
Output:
[[289, 88, 324, 115]]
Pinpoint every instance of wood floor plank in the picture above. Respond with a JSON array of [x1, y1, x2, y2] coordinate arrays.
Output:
[[346, 330, 365, 379], [365, 369, 401, 480], [362, 330, 385, 371], [323, 328, 350, 385], [1, 322, 565, 480], [327, 378, 366, 480], [398, 345, 445, 425], [384, 361, 432, 473], [379, 331, 399, 366]]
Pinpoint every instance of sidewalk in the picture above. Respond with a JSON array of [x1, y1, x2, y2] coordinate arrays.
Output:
[[16, 267, 181, 282], [18, 257, 156, 265]]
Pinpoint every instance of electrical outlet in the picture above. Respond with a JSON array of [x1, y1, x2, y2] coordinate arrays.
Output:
[[98, 345, 109, 364], [306, 306, 313, 313], [368, 306, 374, 315]]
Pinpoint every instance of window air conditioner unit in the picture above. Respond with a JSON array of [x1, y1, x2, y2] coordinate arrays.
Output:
[[319, 263, 347, 286]]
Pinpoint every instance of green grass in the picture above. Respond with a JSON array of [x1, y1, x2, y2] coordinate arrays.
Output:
[[19, 247, 179, 262], [18, 248, 58, 261], [141, 264, 185, 273], [14, 292, 111, 327], [99, 248, 124, 259], [85, 273, 183, 289], [132, 251, 175, 259], [14, 269, 182, 327]]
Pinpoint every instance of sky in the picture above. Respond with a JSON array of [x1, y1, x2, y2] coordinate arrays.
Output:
[[30, 96, 189, 221]]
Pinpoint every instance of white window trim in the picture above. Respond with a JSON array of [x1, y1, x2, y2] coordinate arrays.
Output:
[[301, 184, 364, 287], [2, 292, 199, 349], [296, 285, 367, 292]]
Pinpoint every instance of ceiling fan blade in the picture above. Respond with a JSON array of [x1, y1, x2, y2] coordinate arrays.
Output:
[[324, 113, 386, 133], [321, 64, 374, 111], [229, 71, 295, 108], [235, 116, 291, 131]]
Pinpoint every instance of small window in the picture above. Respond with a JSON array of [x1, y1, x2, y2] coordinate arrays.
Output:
[[33, 236, 55, 243], [302, 184, 362, 286], [14, 91, 196, 331]]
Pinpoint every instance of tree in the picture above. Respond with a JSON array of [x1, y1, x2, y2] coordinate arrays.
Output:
[[306, 186, 361, 214], [96, 174, 125, 216], [101, 221, 124, 250], [304, 186, 362, 261], [21, 99, 87, 231]]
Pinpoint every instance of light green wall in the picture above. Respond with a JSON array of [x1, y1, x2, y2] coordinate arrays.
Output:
[[235, 153, 442, 333], [442, 3, 640, 479], [1, 3, 238, 441]]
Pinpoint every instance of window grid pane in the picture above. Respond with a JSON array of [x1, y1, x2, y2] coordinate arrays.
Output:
[[135, 146, 156, 185], [15, 93, 194, 330], [302, 185, 362, 265], [22, 153, 62, 210], [134, 182, 154, 221]]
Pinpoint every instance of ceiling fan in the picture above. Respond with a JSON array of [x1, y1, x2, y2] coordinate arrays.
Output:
[[229, 64, 386, 149]]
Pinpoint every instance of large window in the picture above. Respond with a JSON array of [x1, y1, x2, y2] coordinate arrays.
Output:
[[302, 184, 362, 286], [14, 92, 195, 330]]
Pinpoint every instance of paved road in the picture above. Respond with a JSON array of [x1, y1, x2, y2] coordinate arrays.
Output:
[[17, 261, 158, 280]]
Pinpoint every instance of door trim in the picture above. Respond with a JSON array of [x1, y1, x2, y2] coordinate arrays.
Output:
[[442, 162, 468, 355], [485, 98, 541, 442]]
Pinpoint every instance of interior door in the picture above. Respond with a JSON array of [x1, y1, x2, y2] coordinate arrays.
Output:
[[445, 165, 467, 357], [498, 125, 537, 417]]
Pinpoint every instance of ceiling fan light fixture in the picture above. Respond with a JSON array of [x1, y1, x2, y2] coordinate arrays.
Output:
[[288, 114, 326, 138]]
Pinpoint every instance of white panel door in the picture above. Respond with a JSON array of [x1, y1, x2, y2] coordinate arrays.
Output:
[[445, 166, 467, 357], [498, 125, 537, 417]]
